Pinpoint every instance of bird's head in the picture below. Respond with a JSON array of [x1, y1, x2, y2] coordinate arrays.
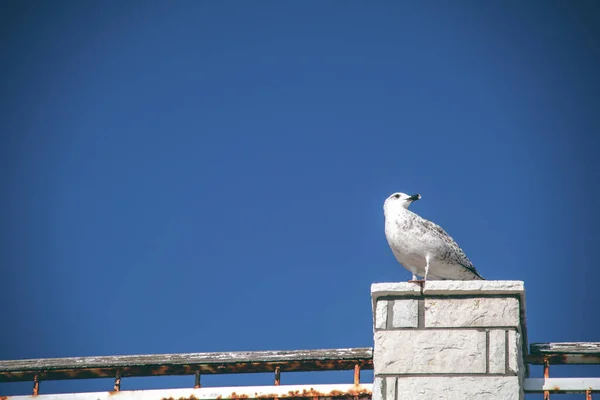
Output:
[[384, 192, 421, 214]]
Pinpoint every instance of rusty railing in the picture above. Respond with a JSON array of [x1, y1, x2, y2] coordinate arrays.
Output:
[[0, 347, 373, 399], [525, 342, 600, 399], [2, 342, 599, 399]]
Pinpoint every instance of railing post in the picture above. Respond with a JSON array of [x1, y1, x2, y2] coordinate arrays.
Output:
[[113, 369, 121, 392], [371, 280, 527, 400], [543, 359, 550, 399], [194, 369, 201, 388], [274, 366, 281, 385], [32, 373, 40, 396]]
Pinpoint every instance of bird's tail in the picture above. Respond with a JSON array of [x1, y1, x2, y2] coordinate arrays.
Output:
[[473, 271, 485, 280]]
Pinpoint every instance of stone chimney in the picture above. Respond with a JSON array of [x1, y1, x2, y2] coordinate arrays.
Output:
[[371, 281, 527, 400]]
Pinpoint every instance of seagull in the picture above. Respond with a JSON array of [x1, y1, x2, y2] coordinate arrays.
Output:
[[384, 192, 484, 282]]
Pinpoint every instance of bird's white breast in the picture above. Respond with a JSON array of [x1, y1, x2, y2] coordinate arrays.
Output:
[[384, 210, 432, 271]]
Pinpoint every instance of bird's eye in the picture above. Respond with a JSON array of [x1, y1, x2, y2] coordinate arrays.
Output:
[[393, 194, 400, 199]]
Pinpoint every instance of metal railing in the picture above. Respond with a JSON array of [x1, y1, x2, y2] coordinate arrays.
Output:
[[0, 347, 373, 399], [1, 343, 599, 399], [525, 342, 600, 398]]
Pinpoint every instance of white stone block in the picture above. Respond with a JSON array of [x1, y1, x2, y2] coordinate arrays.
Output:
[[371, 282, 423, 298], [385, 376, 397, 400], [508, 330, 522, 375], [373, 377, 384, 400], [418, 280, 525, 295], [424, 297, 520, 328], [395, 376, 522, 400], [372, 280, 524, 299], [375, 300, 388, 330], [374, 330, 487, 374], [488, 329, 506, 374], [392, 300, 418, 328]]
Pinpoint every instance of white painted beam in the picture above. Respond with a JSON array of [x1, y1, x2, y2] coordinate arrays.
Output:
[[524, 377, 600, 393], [3, 383, 373, 400]]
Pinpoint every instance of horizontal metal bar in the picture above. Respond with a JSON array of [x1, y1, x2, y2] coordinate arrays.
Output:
[[526, 354, 600, 364], [524, 378, 600, 393], [527, 342, 600, 364], [0, 348, 373, 383], [530, 342, 600, 355], [2, 383, 373, 400]]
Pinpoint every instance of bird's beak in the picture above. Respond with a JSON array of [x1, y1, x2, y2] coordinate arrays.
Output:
[[408, 194, 421, 201]]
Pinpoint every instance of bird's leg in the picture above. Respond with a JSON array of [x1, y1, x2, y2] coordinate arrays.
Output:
[[423, 255, 431, 292], [408, 271, 425, 291], [408, 272, 422, 282]]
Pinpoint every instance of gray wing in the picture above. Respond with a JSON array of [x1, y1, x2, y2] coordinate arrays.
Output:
[[415, 216, 483, 279]]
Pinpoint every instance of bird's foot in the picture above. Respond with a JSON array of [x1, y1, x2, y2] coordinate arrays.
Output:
[[408, 279, 426, 293]]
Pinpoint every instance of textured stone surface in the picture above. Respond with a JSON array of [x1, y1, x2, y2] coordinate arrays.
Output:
[[508, 330, 522, 375], [371, 281, 527, 397], [373, 377, 383, 400], [419, 280, 525, 295], [371, 282, 422, 311], [375, 300, 388, 330], [374, 330, 487, 374], [393, 376, 522, 400], [372, 281, 524, 298], [385, 376, 397, 400], [392, 299, 418, 328], [488, 329, 506, 374], [425, 298, 520, 327]]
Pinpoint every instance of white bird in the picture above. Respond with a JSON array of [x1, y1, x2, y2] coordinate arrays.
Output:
[[384, 192, 483, 281]]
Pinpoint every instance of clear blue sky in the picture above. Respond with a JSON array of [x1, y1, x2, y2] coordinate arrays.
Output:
[[1, 1, 599, 397]]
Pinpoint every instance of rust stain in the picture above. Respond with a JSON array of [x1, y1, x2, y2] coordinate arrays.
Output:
[[229, 393, 249, 399], [543, 391, 550, 400], [279, 387, 370, 398], [526, 353, 600, 365], [586, 389, 592, 400], [353, 364, 360, 386], [180, 386, 375, 400], [543, 358, 550, 400]]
